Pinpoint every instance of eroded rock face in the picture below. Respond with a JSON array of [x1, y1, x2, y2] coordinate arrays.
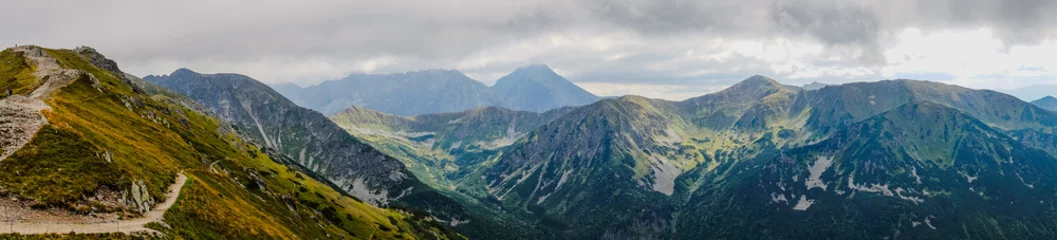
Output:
[[0, 97, 48, 160]]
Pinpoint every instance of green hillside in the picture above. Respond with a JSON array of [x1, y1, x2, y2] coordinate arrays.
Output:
[[0, 46, 458, 239]]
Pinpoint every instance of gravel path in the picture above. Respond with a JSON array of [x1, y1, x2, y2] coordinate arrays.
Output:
[[0, 173, 187, 235]]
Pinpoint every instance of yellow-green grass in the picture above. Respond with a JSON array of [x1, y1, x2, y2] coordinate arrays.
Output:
[[0, 125, 124, 210], [0, 49, 38, 96], [0, 47, 459, 239]]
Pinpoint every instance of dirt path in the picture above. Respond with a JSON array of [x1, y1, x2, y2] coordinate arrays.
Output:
[[0, 45, 87, 161], [0, 173, 188, 235]]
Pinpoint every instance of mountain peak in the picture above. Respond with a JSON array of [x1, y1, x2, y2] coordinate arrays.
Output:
[[491, 65, 600, 111], [513, 64, 555, 73], [803, 81, 830, 90], [415, 68, 463, 74], [171, 68, 199, 77], [1032, 95, 1057, 111], [401, 68, 465, 78], [503, 64, 562, 82], [739, 75, 781, 86], [712, 75, 787, 96]]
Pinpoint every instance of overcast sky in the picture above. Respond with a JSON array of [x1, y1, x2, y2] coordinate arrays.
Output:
[[4, 0, 1057, 100]]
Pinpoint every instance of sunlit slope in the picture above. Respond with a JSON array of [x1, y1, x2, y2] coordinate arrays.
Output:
[[0, 46, 458, 239]]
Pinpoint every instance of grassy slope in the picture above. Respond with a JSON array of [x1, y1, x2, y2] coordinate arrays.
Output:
[[0, 47, 458, 239], [0, 49, 38, 96]]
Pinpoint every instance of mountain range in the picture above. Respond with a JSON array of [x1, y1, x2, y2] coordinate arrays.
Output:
[[333, 75, 1057, 238], [7, 44, 1057, 239], [273, 65, 600, 116]]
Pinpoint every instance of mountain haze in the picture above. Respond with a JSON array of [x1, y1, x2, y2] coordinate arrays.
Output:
[[274, 65, 599, 116], [1000, 84, 1057, 102]]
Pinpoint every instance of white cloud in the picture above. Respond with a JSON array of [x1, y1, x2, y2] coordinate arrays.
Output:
[[882, 27, 1057, 89], [577, 82, 725, 101]]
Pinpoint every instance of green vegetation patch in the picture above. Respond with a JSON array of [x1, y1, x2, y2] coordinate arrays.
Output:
[[0, 125, 125, 208], [0, 49, 38, 96]]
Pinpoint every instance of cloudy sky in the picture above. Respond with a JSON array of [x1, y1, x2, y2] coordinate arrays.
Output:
[[4, 0, 1057, 100]]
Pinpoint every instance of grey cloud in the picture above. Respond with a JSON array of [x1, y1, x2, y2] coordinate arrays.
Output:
[[911, 0, 1057, 45], [586, 0, 718, 34], [771, 1, 885, 64], [772, 1, 880, 46], [1, 0, 1054, 97]]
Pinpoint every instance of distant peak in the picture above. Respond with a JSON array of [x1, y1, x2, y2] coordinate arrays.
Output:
[[405, 68, 468, 78], [1033, 96, 1057, 111], [617, 95, 650, 102], [420, 68, 461, 74], [494, 64, 569, 86], [339, 105, 369, 113], [171, 68, 199, 77], [515, 64, 553, 72], [748, 75, 778, 82], [802, 81, 830, 90], [335, 105, 395, 117], [510, 64, 561, 77], [731, 75, 781, 88]]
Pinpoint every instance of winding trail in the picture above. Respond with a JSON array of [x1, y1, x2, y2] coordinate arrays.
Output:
[[0, 173, 188, 235]]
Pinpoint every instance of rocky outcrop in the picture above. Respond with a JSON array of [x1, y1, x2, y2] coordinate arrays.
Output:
[[123, 180, 156, 214], [75, 46, 144, 94]]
